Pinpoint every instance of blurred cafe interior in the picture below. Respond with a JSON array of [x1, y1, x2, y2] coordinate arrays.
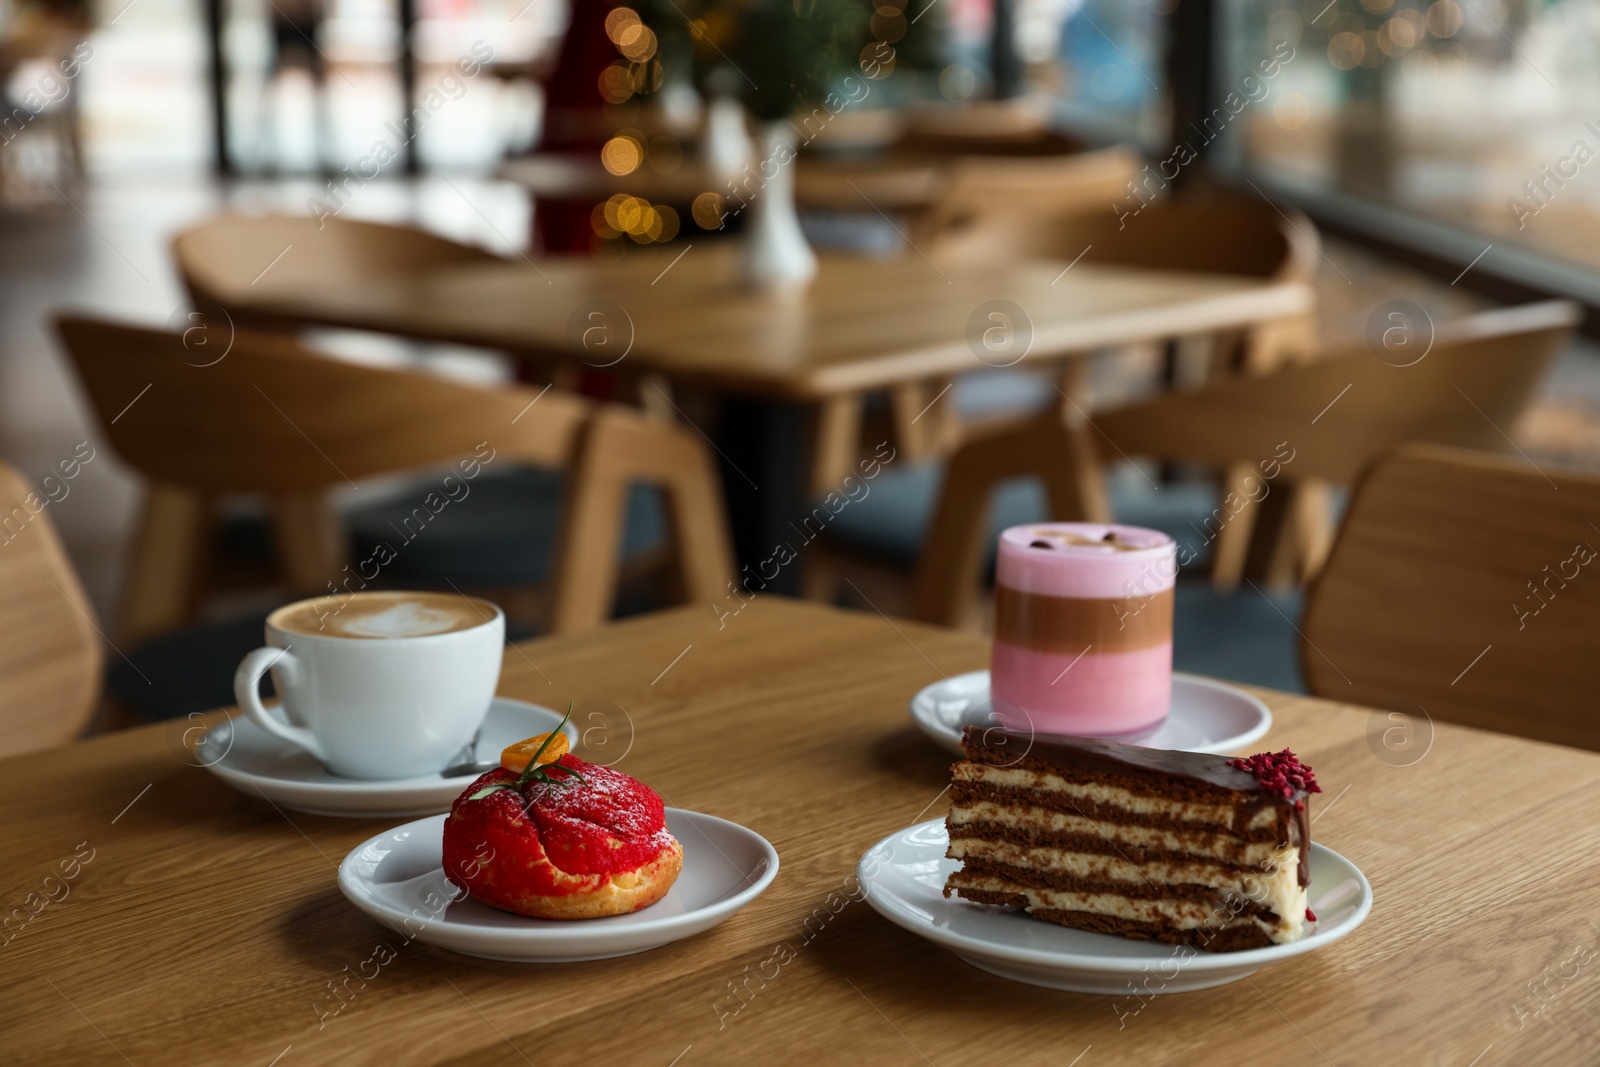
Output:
[[3, 0, 1600, 1059]]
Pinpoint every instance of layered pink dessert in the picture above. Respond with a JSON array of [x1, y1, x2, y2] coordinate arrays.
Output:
[[990, 523, 1176, 737]]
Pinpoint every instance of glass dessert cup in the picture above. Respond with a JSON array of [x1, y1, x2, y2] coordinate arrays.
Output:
[[989, 522, 1176, 739]]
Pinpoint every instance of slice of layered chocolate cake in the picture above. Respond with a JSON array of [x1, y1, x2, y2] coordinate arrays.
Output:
[[944, 726, 1319, 952]]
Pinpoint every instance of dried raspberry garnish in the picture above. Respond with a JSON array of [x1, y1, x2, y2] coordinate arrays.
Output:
[[1305, 907, 1317, 922], [1226, 749, 1322, 800]]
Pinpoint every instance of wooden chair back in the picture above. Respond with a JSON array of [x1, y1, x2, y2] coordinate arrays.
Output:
[[1046, 190, 1320, 282], [171, 214, 507, 323], [911, 301, 1580, 626], [56, 315, 733, 643], [894, 97, 1077, 158], [1303, 444, 1600, 752], [0, 460, 103, 757], [923, 146, 1144, 261], [1089, 300, 1578, 482]]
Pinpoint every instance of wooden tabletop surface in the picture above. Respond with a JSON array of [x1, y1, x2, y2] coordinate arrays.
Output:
[[4, 598, 1590, 1065], [234, 246, 1312, 399], [497, 154, 947, 212]]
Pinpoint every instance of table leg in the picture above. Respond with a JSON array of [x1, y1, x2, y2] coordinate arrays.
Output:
[[1056, 361, 1111, 523], [713, 397, 808, 597], [809, 394, 864, 496]]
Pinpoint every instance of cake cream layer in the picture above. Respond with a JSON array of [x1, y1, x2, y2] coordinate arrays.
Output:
[[947, 836, 1302, 909], [952, 763, 1282, 835], [946, 870, 1305, 947], [949, 799, 1291, 871]]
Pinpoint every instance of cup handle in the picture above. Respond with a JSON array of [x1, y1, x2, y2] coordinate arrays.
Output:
[[233, 646, 328, 764]]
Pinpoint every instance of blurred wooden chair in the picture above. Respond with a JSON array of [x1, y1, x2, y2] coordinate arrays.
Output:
[[852, 146, 1145, 471], [912, 301, 1579, 628], [0, 460, 103, 757], [922, 146, 1145, 265], [57, 315, 734, 655], [171, 214, 510, 330], [1302, 444, 1600, 752], [1049, 191, 1324, 590], [892, 97, 1068, 157]]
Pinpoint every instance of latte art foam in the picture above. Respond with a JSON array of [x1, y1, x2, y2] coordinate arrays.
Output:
[[271, 591, 491, 639]]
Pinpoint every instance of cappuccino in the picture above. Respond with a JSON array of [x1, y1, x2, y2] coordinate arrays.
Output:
[[272, 591, 491, 640]]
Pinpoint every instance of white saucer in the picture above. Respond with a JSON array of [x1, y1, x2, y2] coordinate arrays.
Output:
[[338, 809, 779, 962], [858, 819, 1371, 993], [910, 670, 1272, 756], [203, 697, 578, 817]]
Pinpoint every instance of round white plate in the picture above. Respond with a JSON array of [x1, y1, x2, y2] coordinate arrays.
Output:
[[910, 670, 1272, 756], [338, 809, 779, 962], [202, 697, 578, 817], [858, 819, 1371, 993]]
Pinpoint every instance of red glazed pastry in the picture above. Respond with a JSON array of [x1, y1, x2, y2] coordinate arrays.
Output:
[[442, 718, 681, 920]]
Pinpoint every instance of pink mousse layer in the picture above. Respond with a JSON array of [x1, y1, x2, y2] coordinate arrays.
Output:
[[996, 523, 1176, 599], [990, 640, 1173, 737]]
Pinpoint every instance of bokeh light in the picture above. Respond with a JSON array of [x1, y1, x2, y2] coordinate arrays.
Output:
[[601, 135, 643, 176], [647, 136, 683, 174], [939, 64, 976, 102], [692, 192, 726, 229], [1274, 92, 1310, 130], [598, 64, 633, 104], [1328, 31, 1365, 70], [1426, 0, 1463, 37]]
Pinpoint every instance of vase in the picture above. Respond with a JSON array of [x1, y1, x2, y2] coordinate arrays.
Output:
[[703, 96, 753, 179], [739, 120, 817, 292]]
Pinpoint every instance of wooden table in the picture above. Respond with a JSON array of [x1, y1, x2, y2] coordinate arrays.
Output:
[[232, 245, 1310, 402], [228, 246, 1310, 585], [3, 599, 1594, 1064]]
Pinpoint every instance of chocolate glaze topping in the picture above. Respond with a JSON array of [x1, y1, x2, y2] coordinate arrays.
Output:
[[960, 726, 1313, 887]]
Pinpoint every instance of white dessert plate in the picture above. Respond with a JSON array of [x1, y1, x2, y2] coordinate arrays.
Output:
[[203, 697, 578, 817], [858, 819, 1370, 993], [338, 809, 780, 962], [909, 670, 1271, 756]]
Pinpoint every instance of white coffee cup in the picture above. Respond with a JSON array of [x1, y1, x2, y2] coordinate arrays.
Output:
[[233, 591, 505, 779]]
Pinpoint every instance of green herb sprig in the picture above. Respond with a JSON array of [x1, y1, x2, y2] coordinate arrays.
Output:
[[466, 702, 584, 801]]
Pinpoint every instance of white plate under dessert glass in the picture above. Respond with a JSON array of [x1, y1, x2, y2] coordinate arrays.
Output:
[[858, 819, 1371, 993], [338, 809, 779, 962], [202, 697, 578, 818], [910, 670, 1272, 756]]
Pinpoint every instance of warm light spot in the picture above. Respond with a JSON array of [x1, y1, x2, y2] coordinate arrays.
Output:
[[860, 40, 895, 78], [1425, 0, 1462, 37], [1358, 0, 1393, 12], [691, 191, 725, 229], [1273, 92, 1310, 130], [1379, 15, 1419, 54], [602, 194, 630, 232], [604, 7, 640, 44], [633, 207, 664, 242], [616, 196, 652, 235], [647, 136, 683, 174], [601, 135, 643, 176], [939, 64, 976, 102], [656, 205, 680, 242], [870, 11, 906, 42], [1327, 31, 1364, 70], [591, 202, 620, 239], [617, 23, 657, 62], [598, 64, 633, 104]]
